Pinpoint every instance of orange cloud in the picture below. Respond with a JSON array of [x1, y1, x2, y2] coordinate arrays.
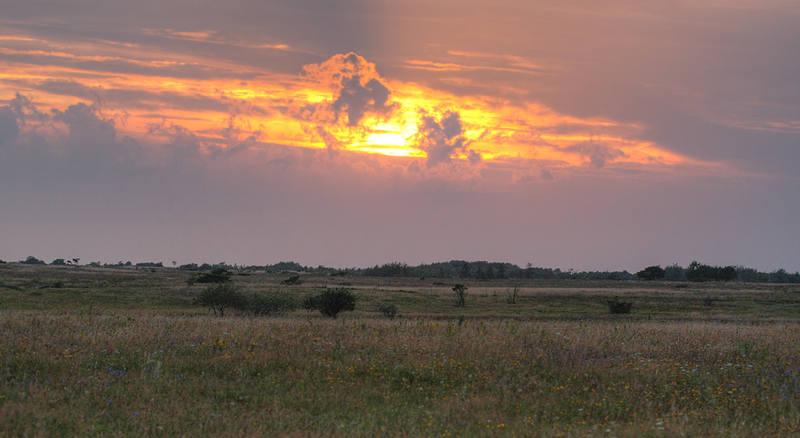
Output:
[[0, 44, 722, 182]]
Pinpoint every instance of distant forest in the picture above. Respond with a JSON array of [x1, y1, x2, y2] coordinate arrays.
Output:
[[8, 256, 800, 284]]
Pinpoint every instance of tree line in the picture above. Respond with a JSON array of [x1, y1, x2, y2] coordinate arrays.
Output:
[[10, 256, 800, 284]]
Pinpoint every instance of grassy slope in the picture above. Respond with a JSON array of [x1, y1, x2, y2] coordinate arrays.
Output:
[[2, 264, 800, 437]]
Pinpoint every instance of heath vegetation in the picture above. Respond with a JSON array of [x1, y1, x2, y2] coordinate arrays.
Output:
[[2, 263, 800, 437]]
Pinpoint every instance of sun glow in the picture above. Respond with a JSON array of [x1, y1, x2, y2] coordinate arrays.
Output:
[[0, 40, 704, 176]]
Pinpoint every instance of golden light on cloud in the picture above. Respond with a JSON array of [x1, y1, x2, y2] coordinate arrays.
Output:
[[0, 40, 708, 179]]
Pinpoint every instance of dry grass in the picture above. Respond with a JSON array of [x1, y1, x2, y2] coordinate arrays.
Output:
[[2, 264, 800, 436]]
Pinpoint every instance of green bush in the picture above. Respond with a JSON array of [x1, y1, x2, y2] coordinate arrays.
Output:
[[195, 283, 247, 317], [636, 265, 666, 281], [281, 275, 303, 285], [302, 288, 356, 318], [247, 290, 297, 316], [189, 268, 232, 286], [606, 298, 633, 314], [377, 302, 399, 318]]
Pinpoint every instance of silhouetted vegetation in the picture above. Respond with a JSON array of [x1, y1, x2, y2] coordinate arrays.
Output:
[[686, 262, 737, 282], [20, 256, 45, 265], [452, 284, 468, 307], [189, 268, 232, 285], [10, 255, 799, 284], [636, 265, 666, 281], [302, 288, 356, 318]]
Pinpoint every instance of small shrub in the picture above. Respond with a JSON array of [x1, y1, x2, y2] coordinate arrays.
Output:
[[247, 291, 297, 316], [377, 302, 399, 318], [702, 296, 719, 307], [302, 288, 356, 318], [195, 283, 246, 317], [606, 297, 633, 314], [21, 256, 46, 265], [281, 275, 303, 285], [506, 286, 519, 304], [452, 284, 468, 307], [191, 268, 232, 285]]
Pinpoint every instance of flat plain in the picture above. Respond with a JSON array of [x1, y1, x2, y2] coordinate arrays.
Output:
[[2, 264, 800, 437]]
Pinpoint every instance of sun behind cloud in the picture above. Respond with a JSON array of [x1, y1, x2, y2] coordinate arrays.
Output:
[[0, 39, 714, 181]]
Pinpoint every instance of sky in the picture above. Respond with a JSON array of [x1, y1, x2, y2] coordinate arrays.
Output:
[[1, 0, 799, 271]]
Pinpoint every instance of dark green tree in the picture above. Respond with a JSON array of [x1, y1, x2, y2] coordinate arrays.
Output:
[[302, 288, 356, 318], [195, 283, 247, 317], [636, 265, 666, 281]]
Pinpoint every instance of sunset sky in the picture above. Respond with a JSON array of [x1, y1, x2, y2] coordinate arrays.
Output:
[[1, 0, 799, 271]]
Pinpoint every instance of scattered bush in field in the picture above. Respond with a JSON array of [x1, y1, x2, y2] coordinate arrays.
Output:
[[506, 286, 519, 304], [302, 288, 356, 318], [702, 296, 719, 307], [452, 284, 468, 307], [247, 290, 297, 316], [606, 297, 633, 314], [636, 265, 666, 281], [188, 268, 232, 285], [195, 283, 247, 317], [21, 256, 46, 265], [377, 302, 399, 318], [281, 275, 303, 285]]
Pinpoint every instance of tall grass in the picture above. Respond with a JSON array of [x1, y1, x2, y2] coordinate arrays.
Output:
[[3, 264, 800, 436], [2, 309, 800, 437]]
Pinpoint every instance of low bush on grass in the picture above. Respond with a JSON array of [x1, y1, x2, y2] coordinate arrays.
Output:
[[247, 290, 297, 316], [196, 284, 297, 317], [606, 297, 633, 314], [188, 268, 232, 285], [302, 288, 356, 318], [281, 275, 303, 285], [377, 302, 399, 318], [195, 283, 247, 317]]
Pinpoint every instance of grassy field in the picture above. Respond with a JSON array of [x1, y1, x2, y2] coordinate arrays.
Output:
[[2, 264, 800, 437]]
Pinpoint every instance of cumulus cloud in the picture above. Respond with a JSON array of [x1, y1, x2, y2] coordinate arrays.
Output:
[[0, 106, 19, 145], [300, 53, 398, 126], [413, 110, 472, 167], [0, 95, 150, 179]]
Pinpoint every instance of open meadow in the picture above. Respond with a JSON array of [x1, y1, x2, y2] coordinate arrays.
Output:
[[2, 264, 800, 437]]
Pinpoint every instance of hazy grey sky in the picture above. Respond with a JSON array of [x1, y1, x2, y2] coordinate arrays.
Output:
[[1, 0, 798, 271]]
